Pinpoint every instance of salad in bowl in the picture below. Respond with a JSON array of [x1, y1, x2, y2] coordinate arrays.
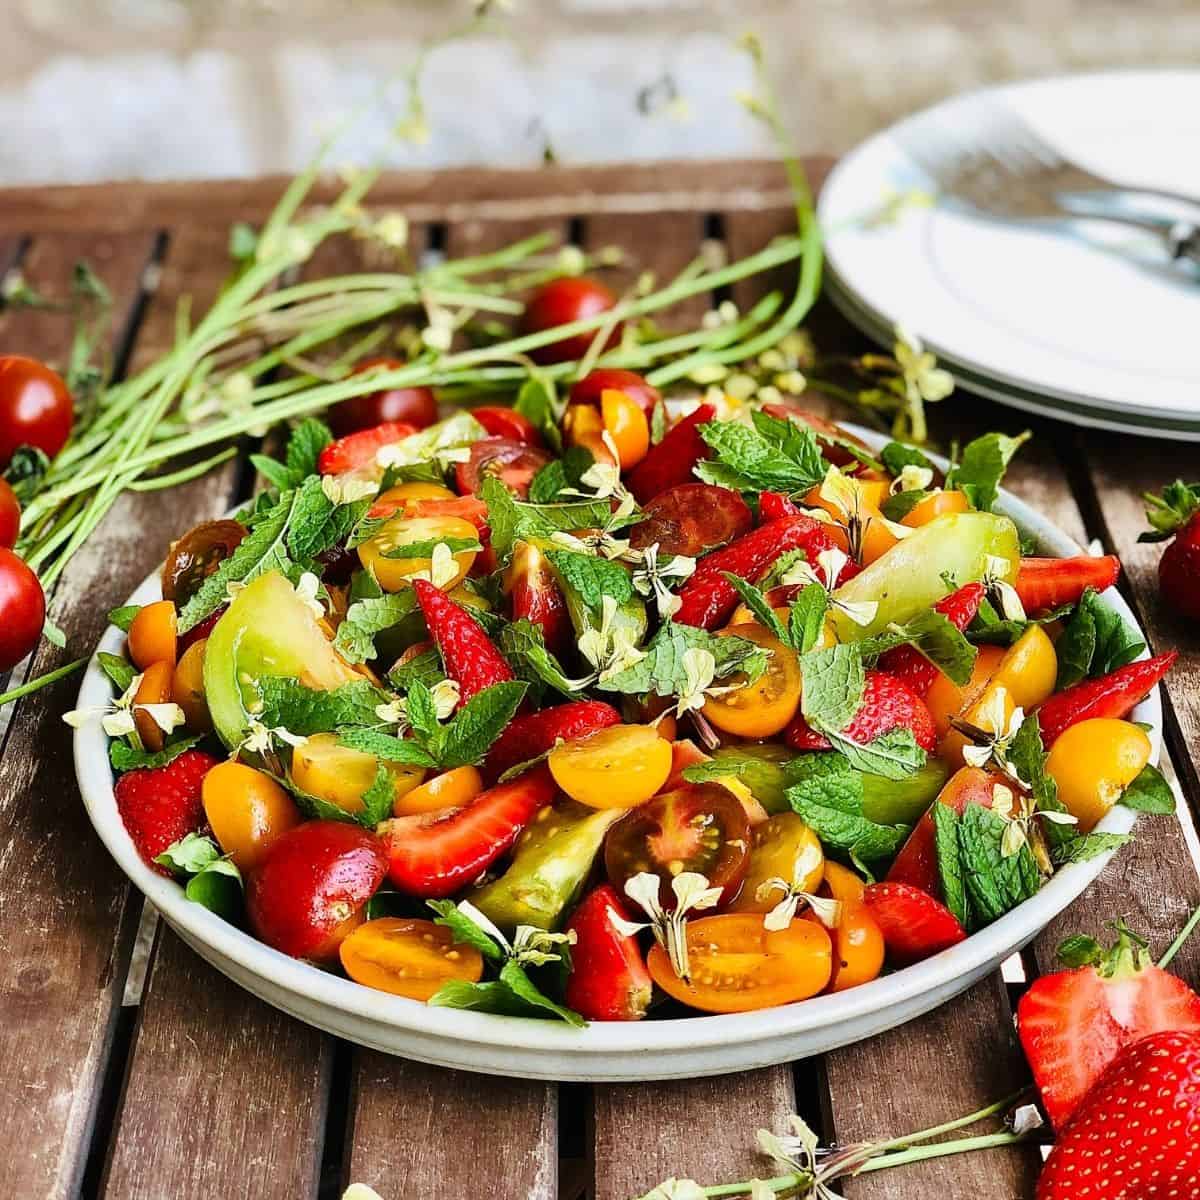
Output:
[[71, 349, 1176, 1035]]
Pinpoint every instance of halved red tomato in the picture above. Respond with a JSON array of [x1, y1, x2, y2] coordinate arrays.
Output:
[[629, 483, 753, 558], [504, 540, 571, 654], [318, 421, 419, 475], [569, 368, 662, 419], [455, 436, 552, 498], [604, 785, 750, 907], [472, 406, 541, 446]]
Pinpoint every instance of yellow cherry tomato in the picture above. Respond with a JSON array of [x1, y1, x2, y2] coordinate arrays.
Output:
[[376, 481, 456, 504], [900, 489, 970, 528], [548, 724, 672, 809], [339, 917, 484, 1000], [171, 638, 211, 733], [128, 599, 178, 669], [563, 403, 604, 446], [1046, 718, 1152, 832], [993, 623, 1058, 710], [202, 761, 301, 871], [821, 860, 868, 904], [702, 624, 802, 739], [357, 514, 479, 592], [728, 814, 823, 915], [926, 643, 1006, 739], [291, 732, 425, 815], [393, 765, 484, 817], [600, 387, 650, 469]]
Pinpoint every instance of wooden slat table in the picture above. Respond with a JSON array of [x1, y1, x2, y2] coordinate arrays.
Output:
[[1, 160, 1198, 1200]]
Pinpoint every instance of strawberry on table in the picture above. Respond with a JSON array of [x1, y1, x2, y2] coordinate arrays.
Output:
[[1142, 479, 1200, 620], [114, 749, 220, 872], [862, 881, 967, 966], [1036, 1030, 1200, 1199], [1017, 922, 1200, 1130], [786, 670, 937, 754], [564, 884, 653, 1021]]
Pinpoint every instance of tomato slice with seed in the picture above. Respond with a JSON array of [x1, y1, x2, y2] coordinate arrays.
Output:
[[647, 913, 832, 1013], [161, 519, 246, 604], [339, 917, 483, 1000], [455, 436, 552, 498], [604, 785, 750, 907], [629, 483, 753, 558]]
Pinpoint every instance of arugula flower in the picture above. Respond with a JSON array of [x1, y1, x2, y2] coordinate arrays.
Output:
[[780, 548, 877, 628], [756, 838, 842, 932], [454, 900, 576, 967], [631, 542, 697, 620], [579, 595, 647, 682], [671, 647, 743, 719], [890, 463, 934, 494], [63, 673, 185, 740], [238, 717, 309, 757], [959, 690, 1026, 779], [293, 571, 326, 622], [613, 871, 723, 983], [991, 780, 1077, 863], [561, 432, 632, 503], [894, 325, 954, 444], [374, 678, 459, 732], [814, 465, 911, 565], [983, 554, 1026, 623]]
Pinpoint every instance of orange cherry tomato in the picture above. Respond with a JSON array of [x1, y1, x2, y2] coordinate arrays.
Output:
[[600, 388, 650, 469], [339, 917, 484, 1000], [900, 489, 969, 528], [647, 914, 833, 1013], [702, 624, 802, 739], [926, 643, 1006, 738], [940, 679, 1016, 769], [813, 900, 885, 992], [548, 724, 673, 809], [1046, 718, 1152, 832], [128, 599, 178, 669], [563, 403, 604, 445], [991, 623, 1057, 710], [393, 765, 484, 816], [821, 860, 868, 904], [728, 814, 823, 915], [171, 638, 211, 733], [202, 761, 301, 871], [356, 514, 479, 592], [132, 660, 175, 752]]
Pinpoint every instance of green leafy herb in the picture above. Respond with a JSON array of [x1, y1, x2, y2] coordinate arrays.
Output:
[[387, 646, 444, 691], [107, 604, 141, 633], [827, 727, 926, 780], [286, 417, 334, 482], [599, 622, 767, 697], [967, 598, 1071, 646], [110, 734, 202, 771], [431, 961, 584, 1026], [287, 474, 371, 562], [98, 651, 137, 693], [681, 759, 747, 785], [880, 488, 932, 522], [481, 477, 633, 563], [337, 728, 438, 768], [945, 431, 1030, 512], [799, 644, 865, 735], [498, 619, 581, 698], [3, 445, 51, 503], [1119, 763, 1175, 814], [722, 574, 787, 644], [880, 441, 935, 476], [1052, 832, 1132, 866], [334, 592, 418, 664], [379, 535, 482, 560], [427, 899, 504, 962], [788, 584, 829, 654], [956, 802, 1041, 926], [1006, 713, 1076, 856], [256, 677, 393, 735], [528, 445, 594, 502], [513, 375, 564, 454], [545, 548, 634, 611], [360, 762, 399, 826], [1054, 588, 1145, 689], [696, 409, 826, 494], [155, 832, 243, 922], [860, 609, 977, 687], [932, 802, 970, 928]]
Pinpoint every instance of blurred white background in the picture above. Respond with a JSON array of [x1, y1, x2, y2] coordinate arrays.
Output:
[[2, 0, 1199, 184]]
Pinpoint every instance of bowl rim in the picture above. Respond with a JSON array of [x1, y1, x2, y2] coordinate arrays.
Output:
[[72, 426, 1158, 1058]]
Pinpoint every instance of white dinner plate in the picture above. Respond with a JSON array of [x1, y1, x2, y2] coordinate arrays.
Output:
[[819, 70, 1200, 438]]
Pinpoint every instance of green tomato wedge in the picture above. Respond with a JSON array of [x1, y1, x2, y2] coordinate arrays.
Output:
[[860, 758, 950, 826], [830, 511, 1020, 640]]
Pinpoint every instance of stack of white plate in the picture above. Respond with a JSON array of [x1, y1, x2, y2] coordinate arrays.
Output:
[[819, 70, 1200, 440]]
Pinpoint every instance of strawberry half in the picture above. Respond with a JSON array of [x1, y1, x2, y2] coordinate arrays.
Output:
[[625, 403, 716, 504], [483, 700, 621, 782], [785, 669, 936, 754], [1015, 555, 1120, 613], [862, 881, 967, 966], [564, 884, 652, 1021], [114, 748, 220, 872], [879, 582, 985, 696], [1037, 1030, 1200, 1199], [1017, 921, 1200, 1130], [316, 420, 417, 475]]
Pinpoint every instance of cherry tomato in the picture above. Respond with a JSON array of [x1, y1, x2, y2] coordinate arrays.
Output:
[[0, 355, 74, 467], [600, 388, 650, 469], [393, 765, 485, 817], [455, 436, 552, 498], [471, 406, 541, 446], [548, 724, 673, 810], [521, 276, 621, 364], [128, 599, 178, 670], [161, 520, 246, 605], [728, 814, 823, 915], [132, 660, 175, 752], [900, 489, 969, 528], [812, 900, 885, 992], [0, 548, 45, 671], [339, 917, 484, 1000], [329, 357, 438, 435], [926, 643, 1006, 738], [172, 638, 211, 733], [703, 624, 802, 739], [0, 480, 20, 549], [292, 733, 425, 815], [356, 513, 479, 593], [647, 913, 833, 1013], [1046, 718, 1152, 832], [821, 860, 868, 904], [247, 821, 388, 962], [629, 483, 752, 559], [202, 760, 301, 871], [374, 481, 456, 505], [991, 623, 1058, 710], [604, 785, 751, 906], [570, 368, 662, 420]]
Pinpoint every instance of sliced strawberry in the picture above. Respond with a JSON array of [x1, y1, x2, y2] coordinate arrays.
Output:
[[411, 578, 516, 706], [625, 403, 715, 504], [471, 406, 542, 446], [785, 670, 936, 754], [114, 749, 220, 872], [863, 881, 967, 966], [381, 767, 558, 897], [483, 700, 621, 782], [674, 515, 837, 629], [1035, 651, 1177, 746], [758, 491, 801, 522], [564, 884, 653, 1021], [879, 582, 986, 696], [317, 420, 418, 475], [1036, 1031, 1200, 1200], [1015, 554, 1120, 612], [1017, 922, 1200, 1130]]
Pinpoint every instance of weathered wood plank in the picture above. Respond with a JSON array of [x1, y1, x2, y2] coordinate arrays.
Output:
[[593, 1068, 797, 1200]]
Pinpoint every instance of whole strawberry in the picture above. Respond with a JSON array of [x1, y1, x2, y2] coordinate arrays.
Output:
[[1037, 1030, 1200, 1199], [115, 749, 220, 872], [1141, 480, 1200, 620]]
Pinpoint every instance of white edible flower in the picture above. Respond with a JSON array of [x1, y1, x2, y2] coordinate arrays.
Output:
[[756, 839, 842, 932], [407, 542, 460, 590], [374, 698, 409, 729], [1011, 1104, 1046, 1136], [238, 718, 308, 757], [984, 554, 1027, 623], [992, 780, 1077, 861], [671, 647, 740, 719], [580, 595, 646, 683], [63, 673, 185, 740], [294, 572, 326, 621], [618, 871, 722, 983], [960, 692, 1026, 773], [429, 679, 461, 720], [781, 547, 878, 628], [891, 464, 934, 494], [566, 433, 628, 499], [371, 212, 409, 250], [510, 924, 577, 968], [555, 245, 586, 276], [341, 1186, 385, 1200], [813, 464, 912, 564], [631, 543, 696, 620], [895, 325, 954, 410], [322, 473, 379, 506], [757, 1114, 821, 1174]]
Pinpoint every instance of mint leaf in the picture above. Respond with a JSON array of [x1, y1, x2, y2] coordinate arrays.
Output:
[[256, 677, 392, 734], [946, 431, 1030, 512], [404, 680, 441, 742], [380, 535, 482, 559], [529, 445, 594, 503], [481, 477, 631, 563], [880, 488, 932, 522], [497, 619, 580, 699], [513, 375, 564, 454], [285, 417, 333, 483], [827, 727, 926, 780], [968, 597, 1072, 647], [437, 681, 528, 769], [788, 584, 829, 655], [957, 803, 1041, 925], [696, 411, 826, 494], [1120, 763, 1175, 814], [155, 832, 223, 875], [98, 651, 137, 693], [1055, 588, 1144, 689], [599, 622, 767, 697], [430, 964, 585, 1026], [426, 899, 504, 962], [107, 604, 140, 633], [681, 759, 748, 784], [545, 549, 633, 612], [1008, 713, 1076, 856], [287, 475, 370, 562], [110, 734, 202, 771], [722, 574, 787, 644], [349, 567, 385, 603], [156, 833, 243, 922], [799, 644, 865, 734], [3, 444, 50, 503], [862, 609, 976, 687], [932, 802, 970, 929], [250, 453, 294, 492], [360, 762, 398, 826], [388, 646, 444, 691], [881, 442, 935, 476], [1052, 832, 1132, 865], [497, 959, 583, 1025], [334, 592, 418, 664], [337, 728, 438, 769]]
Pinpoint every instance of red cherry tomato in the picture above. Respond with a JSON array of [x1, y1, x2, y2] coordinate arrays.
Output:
[[455, 436, 552, 498], [471, 406, 542, 446], [604, 785, 751, 907], [0, 355, 74, 468], [569, 369, 662, 420], [161, 519, 246, 605], [328, 357, 438, 435], [0, 548, 46, 671], [317, 421, 418, 475], [629, 483, 753, 558], [0, 480, 20, 549], [521, 277, 621, 364]]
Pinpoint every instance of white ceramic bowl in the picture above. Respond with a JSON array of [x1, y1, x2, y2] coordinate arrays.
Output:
[[72, 430, 1160, 1080]]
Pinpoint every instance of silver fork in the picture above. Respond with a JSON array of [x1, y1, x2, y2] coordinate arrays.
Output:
[[895, 97, 1200, 267]]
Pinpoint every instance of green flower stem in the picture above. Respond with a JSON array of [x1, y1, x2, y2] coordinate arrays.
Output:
[[1159, 899, 1200, 968], [127, 446, 239, 491], [860, 1130, 1031, 1173], [0, 657, 88, 707], [870, 1085, 1032, 1153]]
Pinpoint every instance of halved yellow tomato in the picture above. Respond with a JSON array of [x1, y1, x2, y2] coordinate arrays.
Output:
[[357, 514, 479, 592], [702, 624, 801, 738], [548, 724, 672, 809], [393, 765, 484, 816], [992, 623, 1057, 710], [600, 388, 650, 469], [728, 813, 823, 915], [292, 732, 425, 815], [339, 917, 484, 1000]]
